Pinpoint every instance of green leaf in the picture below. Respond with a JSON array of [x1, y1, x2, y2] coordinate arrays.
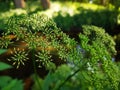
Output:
[[0, 76, 23, 90], [2, 79, 23, 90], [0, 49, 7, 55], [43, 72, 52, 90], [0, 76, 12, 88], [0, 62, 12, 71]]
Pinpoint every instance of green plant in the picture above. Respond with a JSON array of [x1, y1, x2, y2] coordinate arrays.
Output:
[[78, 25, 119, 89], [0, 49, 24, 90], [32, 25, 120, 90], [0, 13, 120, 90], [0, 13, 77, 88], [0, 14, 77, 68]]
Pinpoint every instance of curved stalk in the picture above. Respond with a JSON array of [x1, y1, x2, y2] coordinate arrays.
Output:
[[32, 49, 41, 89], [58, 68, 81, 90]]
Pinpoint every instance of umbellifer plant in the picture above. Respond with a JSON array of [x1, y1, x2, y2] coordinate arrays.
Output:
[[0, 13, 120, 90]]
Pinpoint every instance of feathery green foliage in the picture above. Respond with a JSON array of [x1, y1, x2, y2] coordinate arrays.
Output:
[[0, 14, 77, 69]]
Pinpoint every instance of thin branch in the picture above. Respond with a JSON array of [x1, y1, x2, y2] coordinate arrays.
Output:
[[58, 68, 81, 89]]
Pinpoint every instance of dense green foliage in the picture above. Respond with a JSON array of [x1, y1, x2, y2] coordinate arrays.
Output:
[[0, 14, 77, 69], [0, 13, 120, 90], [33, 25, 120, 90]]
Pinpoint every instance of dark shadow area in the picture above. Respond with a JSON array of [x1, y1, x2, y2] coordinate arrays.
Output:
[[0, 1, 14, 12]]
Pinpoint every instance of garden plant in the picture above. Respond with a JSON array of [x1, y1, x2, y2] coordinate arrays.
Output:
[[0, 13, 120, 90]]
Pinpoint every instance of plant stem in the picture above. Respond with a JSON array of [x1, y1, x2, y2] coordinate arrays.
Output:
[[32, 49, 41, 89], [58, 68, 81, 89]]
